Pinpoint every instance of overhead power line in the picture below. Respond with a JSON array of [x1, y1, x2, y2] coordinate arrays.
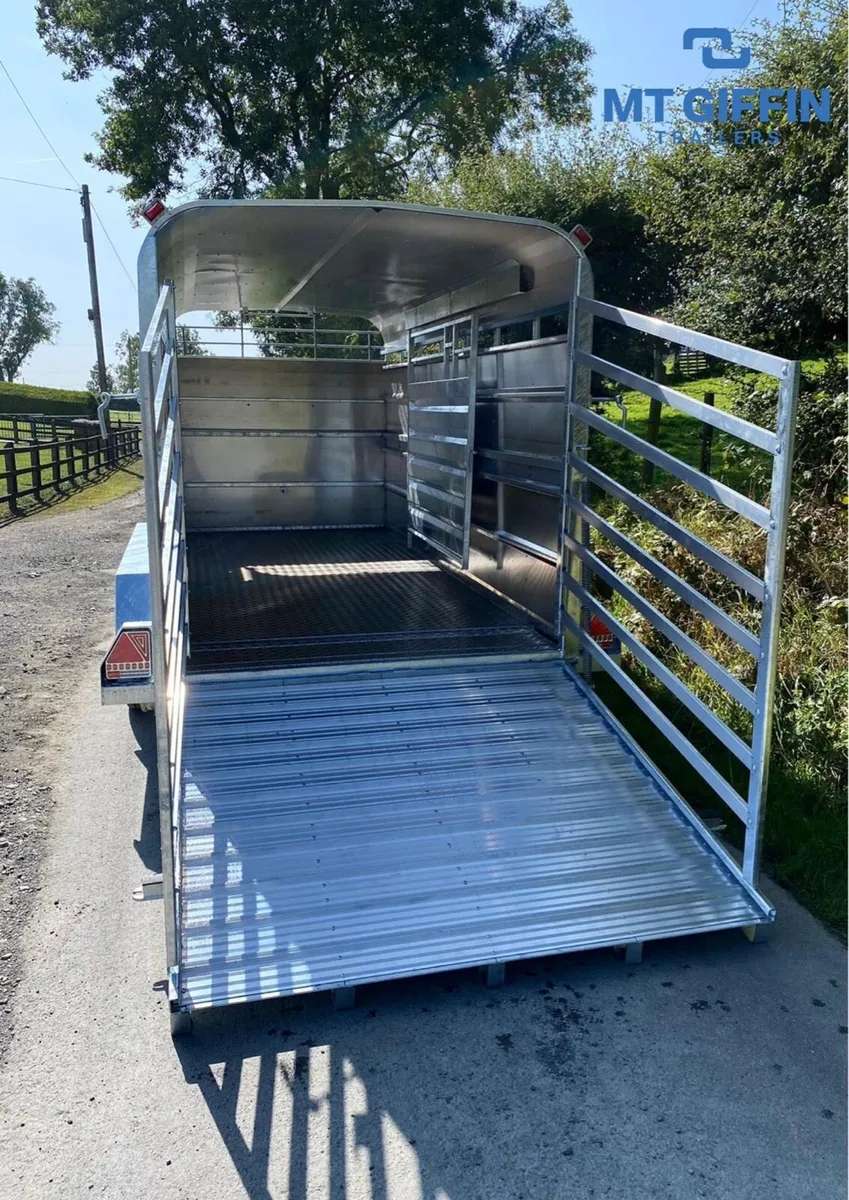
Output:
[[91, 200, 137, 293], [0, 55, 79, 187], [0, 53, 137, 295], [0, 173, 77, 193]]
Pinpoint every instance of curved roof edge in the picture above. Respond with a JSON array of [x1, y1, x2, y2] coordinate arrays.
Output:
[[138, 199, 591, 340]]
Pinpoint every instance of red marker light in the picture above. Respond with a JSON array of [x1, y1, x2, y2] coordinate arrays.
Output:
[[143, 199, 166, 224], [570, 224, 592, 248]]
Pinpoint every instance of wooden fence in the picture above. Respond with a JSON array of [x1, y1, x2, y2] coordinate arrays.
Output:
[[0, 412, 138, 444], [1, 426, 141, 514]]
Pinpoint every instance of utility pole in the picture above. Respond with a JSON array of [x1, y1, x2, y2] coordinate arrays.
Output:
[[80, 184, 108, 395]]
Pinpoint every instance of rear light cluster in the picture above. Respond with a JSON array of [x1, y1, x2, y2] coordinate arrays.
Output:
[[104, 628, 152, 681], [589, 615, 615, 650]]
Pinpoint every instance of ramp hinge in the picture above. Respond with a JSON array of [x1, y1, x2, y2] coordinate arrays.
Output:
[[133, 874, 164, 901]]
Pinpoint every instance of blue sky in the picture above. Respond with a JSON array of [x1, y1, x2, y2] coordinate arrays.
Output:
[[0, 0, 784, 389]]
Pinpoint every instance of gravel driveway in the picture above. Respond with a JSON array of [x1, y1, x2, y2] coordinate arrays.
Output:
[[0, 488, 144, 1057]]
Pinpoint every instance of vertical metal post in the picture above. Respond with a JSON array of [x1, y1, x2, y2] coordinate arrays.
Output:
[[139, 284, 179, 972], [461, 314, 479, 571], [556, 262, 584, 649], [743, 360, 799, 884], [80, 185, 109, 399]]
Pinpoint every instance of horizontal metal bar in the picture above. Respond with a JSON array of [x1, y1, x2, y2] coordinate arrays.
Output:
[[478, 386, 564, 397], [408, 504, 464, 536], [476, 447, 561, 468], [408, 432, 467, 446], [563, 530, 756, 714], [569, 496, 760, 657], [562, 613, 749, 822], [160, 479, 180, 579], [141, 286, 171, 356], [407, 452, 465, 478], [574, 458, 765, 601], [183, 480, 382, 489], [408, 479, 464, 507], [409, 376, 469, 386], [179, 396, 384, 404], [408, 405, 469, 414], [385, 481, 407, 498], [572, 406, 771, 528], [157, 424, 176, 513], [181, 428, 381, 439], [579, 297, 791, 379], [153, 352, 174, 434], [575, 350, 779, 453], [473, 526, 558, 566], [478, 470, 561, 498], [564, 579, 752, 767], [478, 333, 568, 357]]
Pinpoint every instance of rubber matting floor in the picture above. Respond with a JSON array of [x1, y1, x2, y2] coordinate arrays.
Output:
[[186, 529, 552, 672]]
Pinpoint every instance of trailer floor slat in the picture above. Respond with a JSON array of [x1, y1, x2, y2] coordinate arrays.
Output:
[[185, 528, 551, 671], [177, 659, 767, 1011]]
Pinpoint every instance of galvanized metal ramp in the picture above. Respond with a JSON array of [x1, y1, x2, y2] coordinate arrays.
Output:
[[177, 659, 766, 1011]]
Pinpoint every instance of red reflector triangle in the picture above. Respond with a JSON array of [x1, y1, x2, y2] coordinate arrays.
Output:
[[105, 630, 151, 680]]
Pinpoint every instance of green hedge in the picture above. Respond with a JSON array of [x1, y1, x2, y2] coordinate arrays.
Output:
[[0, 381, 95, 417]]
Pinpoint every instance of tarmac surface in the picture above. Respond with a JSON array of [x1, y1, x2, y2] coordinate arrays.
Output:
[[0, 495, 846, 1200]]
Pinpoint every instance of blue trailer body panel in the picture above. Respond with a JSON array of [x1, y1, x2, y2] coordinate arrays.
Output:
[[115, 522, 152, 631]]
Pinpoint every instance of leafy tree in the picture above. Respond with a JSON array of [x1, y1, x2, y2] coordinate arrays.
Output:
[[0, 273, 59, 382], [86, 361, 116, 396], [37, 0, 592, 205], [175, 326, 209, 356], [113, 329, 140, 392], [216, 310, 378, 359], [639, 2, 847, 357]]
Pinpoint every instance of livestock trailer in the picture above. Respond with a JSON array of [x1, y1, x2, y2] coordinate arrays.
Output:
[[101, 201, 797, 1034]]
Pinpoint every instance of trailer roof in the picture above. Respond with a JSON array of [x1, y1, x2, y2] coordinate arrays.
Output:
[[137, 199, 586, 343]]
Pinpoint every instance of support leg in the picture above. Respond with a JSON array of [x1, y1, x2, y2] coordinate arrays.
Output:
[[624, 942, 643, 965], [170, 1008, 193, 1037], [742, 922, 770, 944], [333, 987, 356, 1011], [486, 963, 506, 988]]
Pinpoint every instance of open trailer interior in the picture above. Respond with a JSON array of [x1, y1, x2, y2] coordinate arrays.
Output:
[[101, 200, 798, 1032]]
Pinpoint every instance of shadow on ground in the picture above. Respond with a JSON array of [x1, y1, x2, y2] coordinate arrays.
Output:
[[130, 707, 161, 874], [166, 924, 846, 1200]]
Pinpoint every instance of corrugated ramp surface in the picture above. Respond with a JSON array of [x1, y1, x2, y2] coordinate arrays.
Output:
[[178, 660, 763, 1010]]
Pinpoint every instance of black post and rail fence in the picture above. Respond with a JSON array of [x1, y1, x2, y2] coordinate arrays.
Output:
[[1, 419, 140, 515]]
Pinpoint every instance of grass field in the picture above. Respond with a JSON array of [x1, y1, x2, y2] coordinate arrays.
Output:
[[1, 440, 142, 521]]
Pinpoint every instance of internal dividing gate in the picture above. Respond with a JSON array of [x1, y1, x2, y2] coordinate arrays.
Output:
[[134, 201, 797, 1025]]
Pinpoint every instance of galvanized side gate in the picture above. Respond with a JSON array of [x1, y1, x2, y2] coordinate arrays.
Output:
[[406, 315, 479, 567], [561, 297, 799, 891], [137, 281, 189, 1023]]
